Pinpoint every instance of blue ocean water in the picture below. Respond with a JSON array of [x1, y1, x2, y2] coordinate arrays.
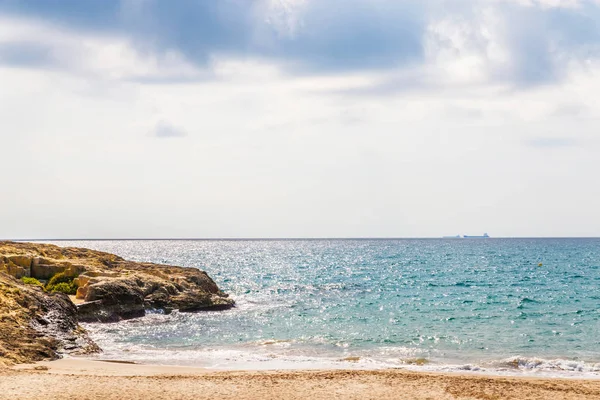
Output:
[[45, 239, 600, 375]]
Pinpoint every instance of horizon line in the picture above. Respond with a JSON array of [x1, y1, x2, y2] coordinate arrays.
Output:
[[4, 236, 600, 242]]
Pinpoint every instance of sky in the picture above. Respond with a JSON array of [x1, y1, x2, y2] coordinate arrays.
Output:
[[1, 0, 599, 239]]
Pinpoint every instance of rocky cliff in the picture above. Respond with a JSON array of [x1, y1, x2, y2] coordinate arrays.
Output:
[[0, 241, 234, 365], [0, 272, 99, 366]]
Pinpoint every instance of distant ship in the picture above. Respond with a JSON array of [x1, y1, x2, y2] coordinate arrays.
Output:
[[443, 235, 461, 238], [463, 233, 490, 238]]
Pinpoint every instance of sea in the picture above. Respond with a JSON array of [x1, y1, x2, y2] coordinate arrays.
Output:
[[43, 238, 600, 377]]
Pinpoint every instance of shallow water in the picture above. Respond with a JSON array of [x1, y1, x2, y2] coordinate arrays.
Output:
[[44, 239, 600, 376]]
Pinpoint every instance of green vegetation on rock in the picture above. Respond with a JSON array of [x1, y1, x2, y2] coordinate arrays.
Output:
[[1, 272, 99, 366], [48, 282, 77, 295], [21, 277, 43, 287], [2, 240, 234, 324], [45, 272, 78, 295], [1, 240, 238, 365]]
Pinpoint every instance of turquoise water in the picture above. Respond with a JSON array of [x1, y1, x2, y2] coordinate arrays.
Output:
[[46, 239, 600, 375]]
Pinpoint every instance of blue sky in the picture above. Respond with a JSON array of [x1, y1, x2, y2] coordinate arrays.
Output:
[[1, 0, 599, 238]]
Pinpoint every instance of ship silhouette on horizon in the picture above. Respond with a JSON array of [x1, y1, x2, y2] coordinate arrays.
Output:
[[443, 233, 490, 239], [463, 233, 490, 238]]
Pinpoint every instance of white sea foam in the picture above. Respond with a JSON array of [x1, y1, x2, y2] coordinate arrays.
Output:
[[81, 331, 600, 378], [407, 356, 600, 379]]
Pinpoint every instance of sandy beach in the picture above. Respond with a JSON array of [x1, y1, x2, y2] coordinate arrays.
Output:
[[1, 359, 600, 400]]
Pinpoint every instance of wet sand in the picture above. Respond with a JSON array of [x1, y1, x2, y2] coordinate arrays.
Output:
[[2, 359, 600, 400]]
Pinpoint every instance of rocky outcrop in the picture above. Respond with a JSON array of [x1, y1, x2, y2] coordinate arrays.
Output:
[[0, 273, 99, 366], [77, 279, 147, 322], [0, 241, 234, 323]]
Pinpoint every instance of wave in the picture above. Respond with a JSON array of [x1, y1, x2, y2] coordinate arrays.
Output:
[[80, 332, 600, 378], [80, 348, 600, 378], [516, 297, 540, 309], [486, 356, 600, 374]]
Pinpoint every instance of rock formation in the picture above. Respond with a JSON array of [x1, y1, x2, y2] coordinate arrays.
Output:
[[0, 241, 234, 364], [0, 272, 99, 366]]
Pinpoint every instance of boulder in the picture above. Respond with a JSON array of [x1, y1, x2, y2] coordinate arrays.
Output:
[[8, 255, 32, 268], [79, 270, 121, 278], [8, 256, 32, 277], [6, 261, 27, 279], [171, 291, 235, 312], [30, 259, 86, 280], [31, 263, 66, 280], [78, 279, 146, 322]]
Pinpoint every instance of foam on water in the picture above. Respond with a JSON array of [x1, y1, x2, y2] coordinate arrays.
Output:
[[82, 318, 600, 377], [45, 239, 600, 377]]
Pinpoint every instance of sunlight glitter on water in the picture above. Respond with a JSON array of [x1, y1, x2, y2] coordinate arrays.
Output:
[[47, 238, 600, 377]]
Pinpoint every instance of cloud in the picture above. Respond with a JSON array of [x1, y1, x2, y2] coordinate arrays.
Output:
[[551, 102, 589, 117], [0, 16, 208, 82], [1, 6, 600, 239], [444, 105, 484, 119], [0, 41, 56, 67], [0, 0, 425, 73], [151, 121, 187, 138], [0, 0, 599, 89], [260, 0, 426, 73], [0, 0, 122, 31], [526, 137, 579, 147], [492, 2, 600, 85]]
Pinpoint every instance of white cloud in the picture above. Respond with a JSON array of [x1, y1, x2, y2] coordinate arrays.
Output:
[[152, 121, 187, 138], [261, 0, 308, 38], [499, 0, 581, 8], [1, 8, 600, 238], [0, 16, 206, 82]]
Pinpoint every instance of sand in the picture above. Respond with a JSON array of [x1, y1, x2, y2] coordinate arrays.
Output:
[[1, 359, 600, 400]]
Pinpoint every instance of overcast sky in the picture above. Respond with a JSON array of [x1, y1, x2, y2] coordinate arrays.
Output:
[[1, 0, 599, 239]]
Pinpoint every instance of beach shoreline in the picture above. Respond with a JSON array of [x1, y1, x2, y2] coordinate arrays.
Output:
[[2, 358, 600, 400], [4, 240, 600, 399]]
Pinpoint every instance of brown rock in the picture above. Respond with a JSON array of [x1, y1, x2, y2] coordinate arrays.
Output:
[[6, 262, 26, 279], [31, 263, 66, 280], [172, 291, 235, 312], [78, 278, 146, 322], [7, 256, 32, 269], [0, 272, 99, 366], [0, 241, 235, 325]]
